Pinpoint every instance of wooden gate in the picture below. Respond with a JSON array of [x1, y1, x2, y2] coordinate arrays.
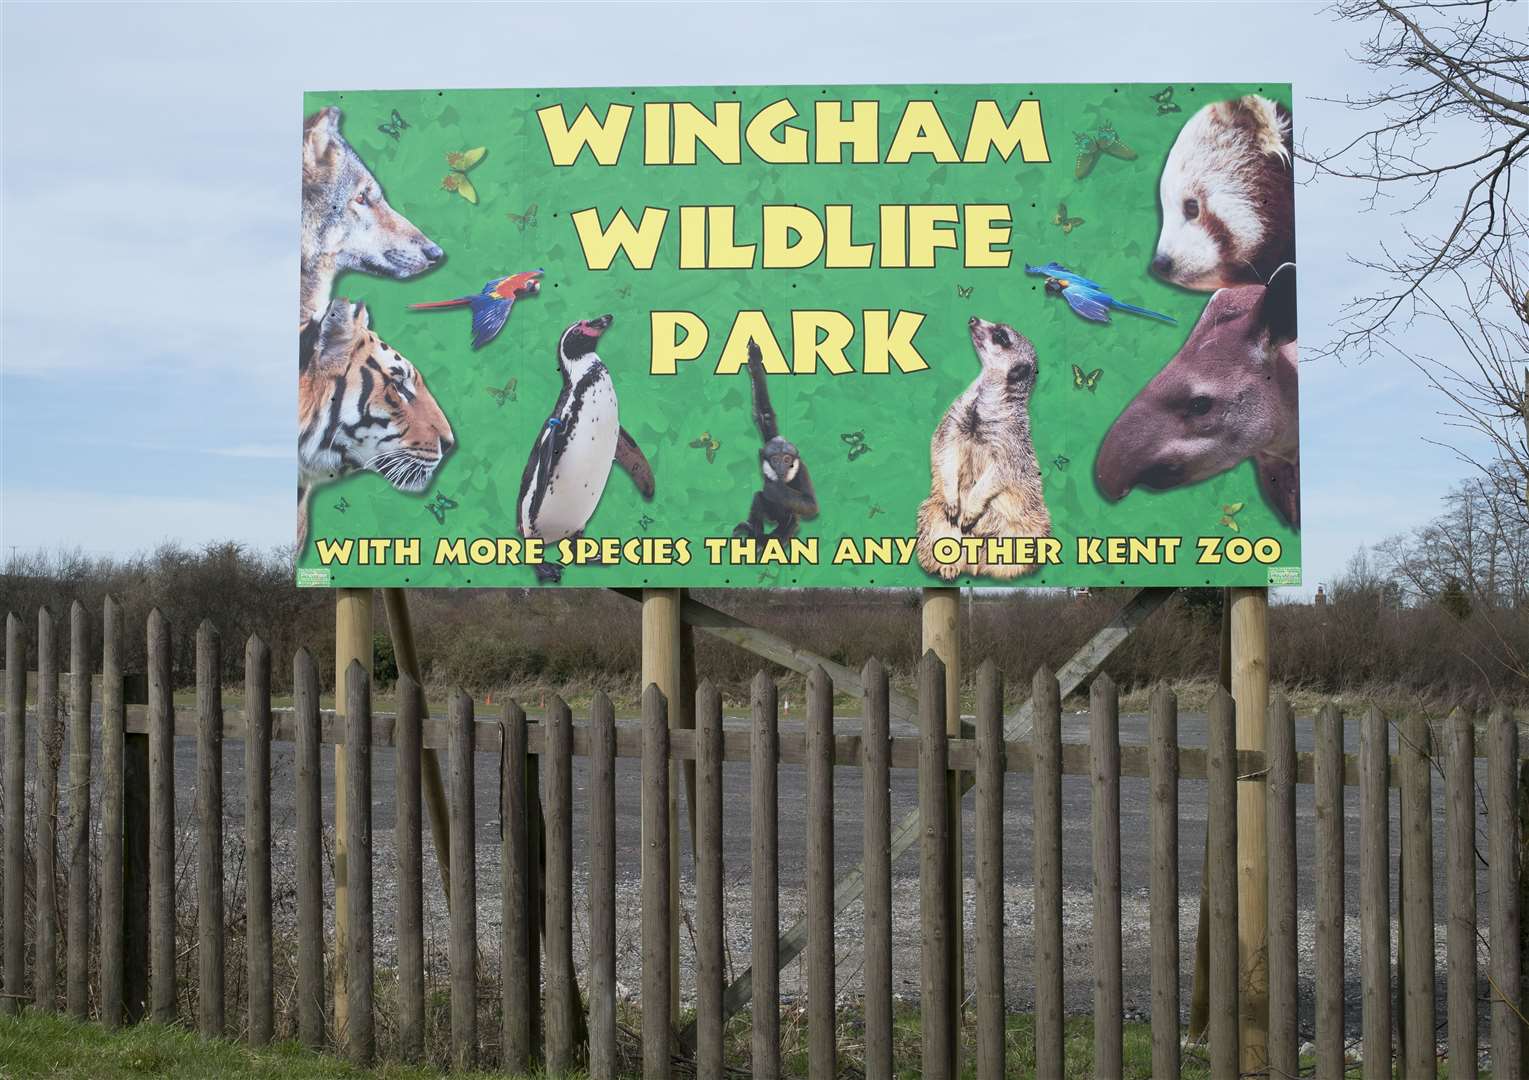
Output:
[[0, 600, 1525, 1078]]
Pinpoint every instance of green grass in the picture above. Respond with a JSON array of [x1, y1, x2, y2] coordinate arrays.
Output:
[[0, 1006, 1209, 1080], [0, 1006, 1488, 1079], [0, 1012, 559, 1080]]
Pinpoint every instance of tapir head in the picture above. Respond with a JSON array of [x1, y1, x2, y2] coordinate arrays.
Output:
[[1096, 263, 1298, 503]]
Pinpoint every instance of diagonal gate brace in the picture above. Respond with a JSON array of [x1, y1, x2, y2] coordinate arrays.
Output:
[[616, 586, 1176, 1043]]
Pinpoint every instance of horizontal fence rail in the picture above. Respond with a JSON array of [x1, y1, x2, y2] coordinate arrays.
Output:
[[0, 602, 1524, 1080], [72, 701, 1513, 786]]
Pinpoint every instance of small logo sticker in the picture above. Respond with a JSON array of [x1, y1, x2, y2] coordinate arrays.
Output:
[[1268, 566, 1301, 586]]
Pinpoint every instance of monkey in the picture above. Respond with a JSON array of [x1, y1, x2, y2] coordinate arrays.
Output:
[[733, 339, 819, 541]]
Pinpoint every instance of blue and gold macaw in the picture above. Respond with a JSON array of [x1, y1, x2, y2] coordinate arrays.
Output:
[[1025, 262, 1175, 325]]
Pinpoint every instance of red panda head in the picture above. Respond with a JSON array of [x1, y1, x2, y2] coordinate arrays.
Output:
[[1150, 95, 1295, 291]]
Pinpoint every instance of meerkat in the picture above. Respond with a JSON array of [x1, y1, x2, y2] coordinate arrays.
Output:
[[916, 316, 1052, 581]]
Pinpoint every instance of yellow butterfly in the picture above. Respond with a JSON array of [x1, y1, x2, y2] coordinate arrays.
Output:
[[1051, 201, 1085, 234], [442, 147, 486, 204], [1071, 363, 1103, 392], [485, 378, 517, 406], [1219, 502, 1245, 531], [688, 431, 721, 463]]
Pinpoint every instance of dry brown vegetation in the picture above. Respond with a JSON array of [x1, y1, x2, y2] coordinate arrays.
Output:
[[2, 541, 1525, 712]]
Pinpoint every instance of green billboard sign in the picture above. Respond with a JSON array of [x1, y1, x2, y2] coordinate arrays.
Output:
[[298, 83, 1299, 589]]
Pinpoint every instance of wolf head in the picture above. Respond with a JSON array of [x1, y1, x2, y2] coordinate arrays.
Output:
[[1150, 95, 1294, 291], [301, 107, 444, 319], [1096, 264, 1299, 517], [968, 316, 1038, 402]]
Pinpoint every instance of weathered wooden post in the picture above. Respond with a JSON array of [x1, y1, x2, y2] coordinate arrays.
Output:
[[381, 588, 452, 898], [66, 601, 91, 1019], [245, 635, 273, 1045], [146, 609, 176, 1024], [345, 662, 375, 1065], [1229, 585, 1271, 1071], [196, 620, 225, 1037], [921, 583, 961, 1066], [35, 605, 59, 1012], [121, 665, 150, 1025], [641, 684, 673, 1080], [918, 651, 953, 1080], [3, 612, 25, 1017], [333, 588, 372, 1036], [640, 587, 683, 1023], [99, 596, 128, 1027], [1188, 590, 1233, 1039]]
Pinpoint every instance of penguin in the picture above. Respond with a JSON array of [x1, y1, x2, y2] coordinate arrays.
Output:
[[517, 314, 655, 582]]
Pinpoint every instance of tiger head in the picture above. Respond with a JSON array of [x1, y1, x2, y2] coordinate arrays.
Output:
[[298, 297, 453, 512]]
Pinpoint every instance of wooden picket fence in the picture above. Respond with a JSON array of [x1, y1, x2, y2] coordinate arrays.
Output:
[[0, 599, 1526, 1079]]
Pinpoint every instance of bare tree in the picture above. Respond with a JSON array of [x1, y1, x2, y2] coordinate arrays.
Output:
[[1311, 0, 1527, 352], [1376, 465, 1529, 608], [1313, 0, 1528, 514], [1406, 240, 1529, 514]]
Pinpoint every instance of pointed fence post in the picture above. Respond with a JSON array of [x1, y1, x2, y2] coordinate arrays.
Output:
[[861, 658, 893, 1080], [195, 620, 225, 1038], [750, 673, 780, 1080], [501, 701, 532, 1072], [66, 602, 92, 1018], [1, 613, 21, 1017], [245, 635, 273, 1045], [1207, 688, 1240, 1078], [293, 648, 325, 1048], [146, 609, 176, 1024], [1148, 684, 1180, 1080], [641, 684, 672, 1080], [344, 661, 374, 1065], [1091, 675, 1123, 1078], [806, 667, 836, 1080], [921, 585, 962, 1062], [918, 651, 953, 1080], [395, 674, 425, 1061], [694, 681, 724, 1080], [35, 606, 59, 1012], [333, 588, 372, 1036], [448, 689, 477, 1071], [99, 595, 128, 1027], [588, 692, 618, 1079], [1031, 665, 1064, 1076], [973, 660, 1005, 1080]]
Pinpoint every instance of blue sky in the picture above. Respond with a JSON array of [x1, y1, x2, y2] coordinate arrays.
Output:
[[0, 1, 1504, 594]]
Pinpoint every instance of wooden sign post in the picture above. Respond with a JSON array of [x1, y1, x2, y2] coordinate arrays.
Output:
[[922, 586, 961, 1076], [1230, 586, 1271, 1071], [641, 588, 685, 1029], [333, 589, 372, 1036]]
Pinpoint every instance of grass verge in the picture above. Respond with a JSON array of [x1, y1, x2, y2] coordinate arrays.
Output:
[[0, 1011, 553, 1080]]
